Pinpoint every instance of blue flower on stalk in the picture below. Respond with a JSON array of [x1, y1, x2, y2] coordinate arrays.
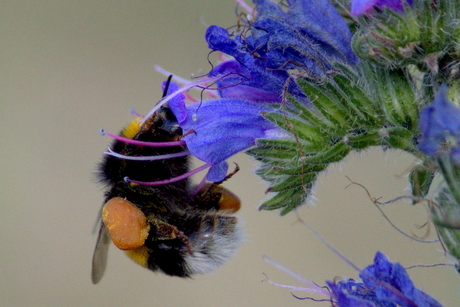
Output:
[[155, 0, 358, 182], [205, 0, 358, 103], [327, 251, 443, 307], [265, 251, 442, 307], [351, 0, 413, 16], [419, 86, 460, 164]]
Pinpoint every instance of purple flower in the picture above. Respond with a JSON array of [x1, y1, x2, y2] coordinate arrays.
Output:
[[205, 26, 307, 104], [157, 0, 359, 181], [168, 82, 285, 181], [328, 278, 389, 307], [207, 58, 291, 104], [205, 0, 358, 103], [265, 251, 442, 307], [153, 0, 360, 182], [351, 0, 413, 16], [418, 86, 460, 164], [327, 251, 443, 307]]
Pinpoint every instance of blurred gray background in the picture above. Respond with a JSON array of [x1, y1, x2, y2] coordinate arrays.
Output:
[[1, 1, 459, 306]]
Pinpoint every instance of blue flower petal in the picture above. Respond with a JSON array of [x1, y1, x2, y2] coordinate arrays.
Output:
[[206, 161, 229, 182], [326, 252, 443, 307], [205, 0, 357, 105], [208, 59, 287, 103], [351, 0, 413, 16], [351, 0, 379, 15], [359, 252, 443, 307], [327, 279, 391, 307], [279, 0, 358, 65], [419, 86, 460, 157], [162, 80, 187, 123], [169, 97, 281, 181]]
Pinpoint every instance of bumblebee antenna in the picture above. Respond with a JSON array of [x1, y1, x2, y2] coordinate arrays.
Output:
[[162, 75, 174, 98]]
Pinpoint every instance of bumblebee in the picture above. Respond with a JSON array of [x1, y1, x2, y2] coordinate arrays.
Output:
[[92, 77, 242, 284]]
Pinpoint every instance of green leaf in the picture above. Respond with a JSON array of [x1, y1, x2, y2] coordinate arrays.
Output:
[[266, 173, 317, 193], [259, 187, 311, 216], [263, 112, 329, 146], [297, 78, 350, 127]]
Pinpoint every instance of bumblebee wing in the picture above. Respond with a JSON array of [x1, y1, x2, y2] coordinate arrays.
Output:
[[91, 206, 103, 234], [91, 222, 111, 284]]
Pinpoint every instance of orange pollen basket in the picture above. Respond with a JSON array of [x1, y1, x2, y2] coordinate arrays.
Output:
[[102, 197, 150, 251]]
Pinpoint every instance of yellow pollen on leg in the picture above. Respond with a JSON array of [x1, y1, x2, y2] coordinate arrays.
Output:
[[102, 197, 150, 251]]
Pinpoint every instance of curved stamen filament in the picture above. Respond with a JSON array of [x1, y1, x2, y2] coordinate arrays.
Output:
[[129, 107, 142, 117], [154, 65, 191, 85], [125, 163, 212, 186], [139, 75, 222, 126], [103, 147, 190, 161], [100, 129, 186, 147], [236, 0, 253, 15]]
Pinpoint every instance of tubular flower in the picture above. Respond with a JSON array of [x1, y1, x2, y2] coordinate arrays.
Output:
[[351, 0, 413, 16], [266, 251, 443, 306], [327, 252, 443, 307], [205, 0, 358, 104], [166, 81, 286, 182], [418, 86, 460, 164]]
